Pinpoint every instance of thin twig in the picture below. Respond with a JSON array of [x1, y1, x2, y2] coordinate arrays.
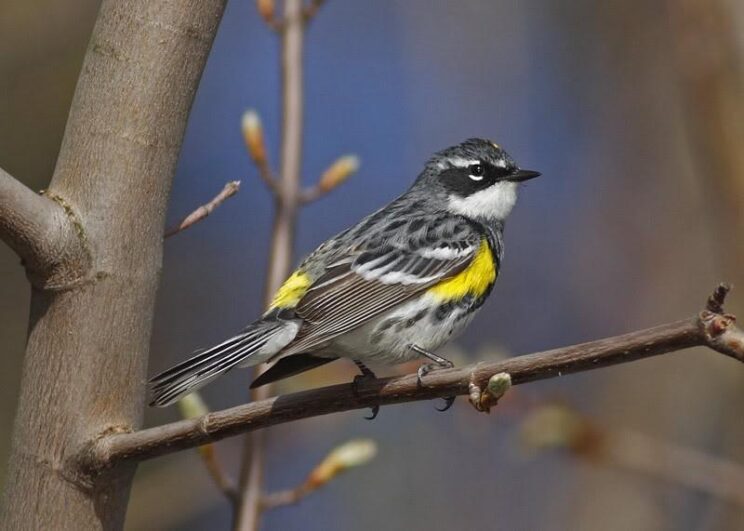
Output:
[[236, 0, 307, 528], [198, 444, 239, 505], [260, 438, 376, 510], [299, 153, 359, 204], [299, 186, 323, 204], [178, 394, 239, 504], [83, 285, 744, 470], [164, 181, 241, 238], [255, 160, 278, 194], [260, 485, 311, 510]]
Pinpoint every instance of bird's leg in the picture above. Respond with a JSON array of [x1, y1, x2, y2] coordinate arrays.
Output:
[[409, 344, 456, 411], [351, 360, 380, 420], [354, 360, 376, 379]]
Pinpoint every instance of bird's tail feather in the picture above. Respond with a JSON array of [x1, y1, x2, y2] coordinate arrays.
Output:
[[149, 320, 292, 407]]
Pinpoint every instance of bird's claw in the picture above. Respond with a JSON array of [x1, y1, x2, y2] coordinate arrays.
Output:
[[410, 345, 456, 412], [352, 365, 380, 420], [364, 404, 380, 420], [436, 396, 456, 412]]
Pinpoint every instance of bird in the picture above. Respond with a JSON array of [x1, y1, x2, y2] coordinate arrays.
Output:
[[150, 138, 540, 416]]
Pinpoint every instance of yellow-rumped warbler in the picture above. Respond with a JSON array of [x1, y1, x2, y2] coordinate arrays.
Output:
[[150, 138, 539, 412]]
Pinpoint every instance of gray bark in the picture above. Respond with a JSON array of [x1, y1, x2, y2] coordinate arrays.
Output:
[[0, 0, 226, 529]]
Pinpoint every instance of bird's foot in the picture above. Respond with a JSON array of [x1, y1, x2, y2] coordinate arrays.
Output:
[[410, 345, 456, 412], [352, 360, 380, 420]]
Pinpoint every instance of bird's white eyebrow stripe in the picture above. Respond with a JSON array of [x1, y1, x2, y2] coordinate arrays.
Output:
[[445, 157, 481, 168]]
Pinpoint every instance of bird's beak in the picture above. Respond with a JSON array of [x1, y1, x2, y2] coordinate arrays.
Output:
[[506, 169, 541, 182]]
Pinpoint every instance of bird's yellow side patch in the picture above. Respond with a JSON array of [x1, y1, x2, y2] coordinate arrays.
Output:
[[268, 270, 311, 310], [429, 240, 496, 300]]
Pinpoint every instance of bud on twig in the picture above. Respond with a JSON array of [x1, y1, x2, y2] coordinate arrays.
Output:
[[486, 372, 512, 400], [256, 0, 275, 24], [164, 181, 241, 238], [317, 155, 359, 194], [261, 439, 378, 510], [304, 439, 377, 490], [241, 109, 278, 192], [468, 372, 511, 413], [242, 110, 267, 164]]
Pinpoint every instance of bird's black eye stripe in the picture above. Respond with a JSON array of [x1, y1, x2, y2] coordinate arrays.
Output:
[[468, 164, 484, 177]]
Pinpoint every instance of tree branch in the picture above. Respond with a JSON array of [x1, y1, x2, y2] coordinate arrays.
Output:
[[84, 285, 744, 470], [164, 181, 241, 238], [0, 166, 88, 288]]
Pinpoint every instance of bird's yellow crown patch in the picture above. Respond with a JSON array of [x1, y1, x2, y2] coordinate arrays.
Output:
[[268, 270, 311, 311], [429, 240, 496, 300]]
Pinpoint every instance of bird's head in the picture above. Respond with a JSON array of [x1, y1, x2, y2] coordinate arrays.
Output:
[[415, 138, 540, 223]]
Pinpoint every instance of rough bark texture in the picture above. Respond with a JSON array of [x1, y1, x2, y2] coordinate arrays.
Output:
[[0, 1, 226, 529]]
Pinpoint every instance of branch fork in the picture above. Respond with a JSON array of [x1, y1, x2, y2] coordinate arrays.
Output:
[[256, 0, 327, 32], [242, 108, 358, 205], [699, 284, 743, 362], [0, 168, 92, 289]]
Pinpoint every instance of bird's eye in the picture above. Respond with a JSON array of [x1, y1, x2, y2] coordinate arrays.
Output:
[[468, 164, 484, 180]]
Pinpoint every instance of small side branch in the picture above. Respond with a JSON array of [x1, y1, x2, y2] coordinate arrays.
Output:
[[0, 167, 88, 288], [261, 439, 376, 511], [300, 154, 359, 204], [177, 393, 238, 504], [197, 443, 239, 504], [85, 285, 744, 470], [165, 181, 241, 238]]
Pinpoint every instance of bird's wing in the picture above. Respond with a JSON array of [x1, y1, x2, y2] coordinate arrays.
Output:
[[279, 217, 484, 356]]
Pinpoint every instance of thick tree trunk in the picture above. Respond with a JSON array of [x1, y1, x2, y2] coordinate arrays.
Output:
[[0, 1, 225, 529]]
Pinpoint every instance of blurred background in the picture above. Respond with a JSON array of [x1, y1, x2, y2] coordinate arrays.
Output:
[[1, 0, 743, 529]]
